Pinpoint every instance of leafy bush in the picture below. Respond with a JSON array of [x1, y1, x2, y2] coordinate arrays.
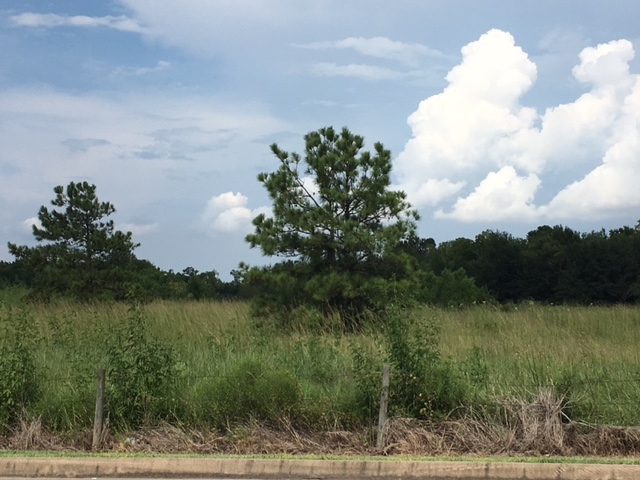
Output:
[[350, 307, 468, 421], [106, 303, 179, 428], [0, 307, 39, 428], [350, 339, 385, 421]]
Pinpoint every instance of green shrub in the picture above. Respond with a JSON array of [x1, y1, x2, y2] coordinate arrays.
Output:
[[106, 303, 179, 428], [0, 307, 40, 428], [350, 307, 468, 421], [350, 339, 385, 421], [384, 308, 467, 418]]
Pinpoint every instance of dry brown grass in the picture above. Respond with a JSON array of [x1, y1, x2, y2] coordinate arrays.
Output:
[[4, 390, 640, 457]]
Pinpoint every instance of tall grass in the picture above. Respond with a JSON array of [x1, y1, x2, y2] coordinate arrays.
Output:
[[2, 299, 640, 431]]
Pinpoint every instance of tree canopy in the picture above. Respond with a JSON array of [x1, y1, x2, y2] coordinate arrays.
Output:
[[8, 181, 139, 299], [244, 126, 419, 323]]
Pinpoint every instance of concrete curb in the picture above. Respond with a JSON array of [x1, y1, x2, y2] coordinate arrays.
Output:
[[2, 457, 640, 479]]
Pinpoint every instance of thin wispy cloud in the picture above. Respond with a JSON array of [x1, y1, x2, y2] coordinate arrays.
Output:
[[110, 60, 171, 79], [312, 63, 404, 81], [293, 37, 443, 65], [11, 13, 145, 33]]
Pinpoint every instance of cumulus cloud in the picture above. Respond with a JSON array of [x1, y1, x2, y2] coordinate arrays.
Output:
[[436, 167, 541, 222], [395, 29, 640, 223], [201, 192, 269, 234], [293, 37, 443, 65], [11, 13, 145, 33]]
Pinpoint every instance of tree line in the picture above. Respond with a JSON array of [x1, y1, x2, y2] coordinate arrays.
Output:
[[399, 224, 640, 305], [2, 127, 639, 323]]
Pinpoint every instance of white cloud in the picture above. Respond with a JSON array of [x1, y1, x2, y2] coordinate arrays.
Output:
[[293, 37, 443, 65], [22, 217, 42, 233], [0, 85, 290, 259], [544, 76, 640, 219], [436, 167, 541, 222], [201, 192, 269, 234], [312, 63, 404, 81], [11, 13, 145, 33], [114, 0, 309, 57], [573, 39, 635, 88], [403, 178, 466, 208], [395, 29, 640, 223]]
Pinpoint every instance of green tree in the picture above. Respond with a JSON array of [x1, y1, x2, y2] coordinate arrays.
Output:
[[522, 225, 580, 302], [8, 181, 139, 300], [244, 126, 419, 325], [468, 230, 525, 302]]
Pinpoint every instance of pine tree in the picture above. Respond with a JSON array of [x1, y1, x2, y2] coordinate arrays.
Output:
[[8, 181, 139, 299], [244, 126, 419, 325]]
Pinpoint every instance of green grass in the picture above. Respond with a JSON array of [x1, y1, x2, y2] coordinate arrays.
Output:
[[3, 299, 640, 430]]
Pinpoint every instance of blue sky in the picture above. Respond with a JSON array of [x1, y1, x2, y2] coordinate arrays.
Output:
[[2, 1, 640, 279]]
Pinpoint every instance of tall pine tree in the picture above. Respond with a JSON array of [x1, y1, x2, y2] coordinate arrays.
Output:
[[9, 181, 139, 299], [244, 126, 419, 326]]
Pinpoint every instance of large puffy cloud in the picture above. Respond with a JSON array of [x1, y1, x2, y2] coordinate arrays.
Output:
[[395, 29, 640, 223], [201, 192, 269, 234], [396, 30, 538, 188], [436, 167, 541, 222]]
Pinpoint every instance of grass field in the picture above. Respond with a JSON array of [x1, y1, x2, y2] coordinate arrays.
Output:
[[2, 291, 640, 434]]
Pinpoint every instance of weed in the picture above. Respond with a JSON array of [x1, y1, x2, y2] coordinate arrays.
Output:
[[106, 303, 179, 428], [0, 307, 40, 429]]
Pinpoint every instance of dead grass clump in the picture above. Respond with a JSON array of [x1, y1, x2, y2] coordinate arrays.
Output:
[[4, 393, 640, 457], [571, 424, 640, 456], [6, 416, 87, 452], [99, 419, 368, 456], [383, 388, 569, 456], [500, 387, 568, 455]]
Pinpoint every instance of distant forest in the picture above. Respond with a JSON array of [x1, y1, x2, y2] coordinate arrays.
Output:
[[2, 222, 639, 306]]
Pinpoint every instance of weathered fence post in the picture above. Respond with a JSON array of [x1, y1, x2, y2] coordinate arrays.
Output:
[[92, 368, 105, 451], [376, 364, 390, 449]]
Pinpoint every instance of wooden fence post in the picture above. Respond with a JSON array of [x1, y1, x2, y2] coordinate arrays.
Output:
[[92, 368, 105, 451], [376, 364, 390, 449]]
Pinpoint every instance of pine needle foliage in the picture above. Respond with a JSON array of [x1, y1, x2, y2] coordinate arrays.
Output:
[[244, 127, 419, 326], [8, 181, 138, 300]]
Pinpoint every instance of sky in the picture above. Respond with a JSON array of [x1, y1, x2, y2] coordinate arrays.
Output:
[[1, 1, 640, 279]]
